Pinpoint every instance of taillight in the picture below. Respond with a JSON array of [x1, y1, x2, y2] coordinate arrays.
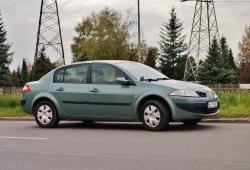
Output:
[[22, 84, 31, 93]]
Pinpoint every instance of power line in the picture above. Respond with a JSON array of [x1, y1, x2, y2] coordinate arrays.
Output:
[[1, 0, 35, 10], [1, 0, 250, 11]]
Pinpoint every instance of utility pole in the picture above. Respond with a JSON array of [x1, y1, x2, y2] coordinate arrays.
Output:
[[34, 0, 65, 71], [137, 0, 141, 62], [182, 0, 219, 81]]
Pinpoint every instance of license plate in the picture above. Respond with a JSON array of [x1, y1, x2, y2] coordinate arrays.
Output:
[[208, 101, 218, 109]]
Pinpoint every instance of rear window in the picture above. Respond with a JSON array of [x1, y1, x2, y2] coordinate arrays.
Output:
[[54, 68, 64, 83], [53, 64, 89, 84], [64, 65, 88, 84]]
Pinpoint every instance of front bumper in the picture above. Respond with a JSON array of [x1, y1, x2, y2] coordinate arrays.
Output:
[[169, 96, 220, 121], [176, 101, 220, 116]]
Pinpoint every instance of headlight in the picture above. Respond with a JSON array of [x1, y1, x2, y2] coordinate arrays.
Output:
[[211, 89, 218, 98], [169, 90, 199, 97]]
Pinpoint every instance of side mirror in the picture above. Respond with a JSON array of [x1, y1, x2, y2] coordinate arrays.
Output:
[[116, 77, 130, 86]]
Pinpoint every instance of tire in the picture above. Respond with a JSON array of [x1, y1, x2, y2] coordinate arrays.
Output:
[[141, 100, 170, 131], [182, 119, 201, 125], [34, 101, 59, 128]]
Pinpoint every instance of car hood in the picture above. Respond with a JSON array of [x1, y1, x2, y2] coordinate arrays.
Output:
[[152, 79, 211, 92]]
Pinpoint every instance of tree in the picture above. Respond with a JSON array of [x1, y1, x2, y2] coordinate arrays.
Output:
[[238, 26, 250, 83], [158, 8, 187, 80], [31, 50, 55, 81], [11, 70, 18, 87], [220, 36, 238, 84], [0, 12, 12, 87], [220, 36, 237, 70], [71, 8, 135, 62], [145, 47, 157, 68], [198, 38, 229, 84], [128, 44, 139, 62], [220, 36, 230, 69], [21, 59, 29, 87], [16, 65, 21, 87], [228, 49, 237, 70]]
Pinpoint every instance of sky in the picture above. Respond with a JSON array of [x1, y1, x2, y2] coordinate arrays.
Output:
[[1, 0, 250, 70]]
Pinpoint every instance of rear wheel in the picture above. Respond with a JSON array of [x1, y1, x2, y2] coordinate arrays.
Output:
[[141, 100, 170, 131], [182, 119, 201, 125], [34, 101, 59, 128]]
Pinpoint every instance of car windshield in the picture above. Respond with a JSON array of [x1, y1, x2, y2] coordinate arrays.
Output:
[[118, 62, 169, 81]]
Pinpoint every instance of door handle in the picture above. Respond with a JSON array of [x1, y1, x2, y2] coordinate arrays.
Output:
[[90, 88, 99, 93], [56, 87, 64, 91]]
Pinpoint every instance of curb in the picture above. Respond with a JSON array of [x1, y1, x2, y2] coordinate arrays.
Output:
[[203, 118, 250, 124], [0, 117, 249, 123], [0, 117, 34, 121]]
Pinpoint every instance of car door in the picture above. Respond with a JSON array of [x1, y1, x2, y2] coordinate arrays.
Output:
[[50, 64, 91, 117], [88, 63, 135, 118]]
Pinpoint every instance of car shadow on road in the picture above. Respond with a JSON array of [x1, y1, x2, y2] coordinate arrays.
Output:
[[55, 121, 218, 132]]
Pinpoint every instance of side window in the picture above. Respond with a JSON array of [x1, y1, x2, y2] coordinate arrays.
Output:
[[64, 65, 89, 84], [91, 64, 127, 84], [54, 68, 64, 83]]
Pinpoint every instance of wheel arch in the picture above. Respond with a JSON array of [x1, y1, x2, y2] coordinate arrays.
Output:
[[32, 93, 61, 117], [136, 95, 173, 121]]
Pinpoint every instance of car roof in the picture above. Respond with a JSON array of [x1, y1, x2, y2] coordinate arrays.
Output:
[[57, 60, 136, 69]]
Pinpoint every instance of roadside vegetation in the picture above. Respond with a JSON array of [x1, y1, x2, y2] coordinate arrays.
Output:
[[0, 93, 250, 118], [0, 95, 26, 117], [218, 92, 250, 118]]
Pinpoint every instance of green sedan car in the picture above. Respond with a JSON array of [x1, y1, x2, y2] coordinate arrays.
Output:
[[21, 60, 219, 131]]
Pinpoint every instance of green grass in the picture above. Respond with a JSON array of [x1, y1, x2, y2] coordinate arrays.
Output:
[[218, 92, 250, 118], [0, 95, 27, 117], [0, 93, 250, 118]]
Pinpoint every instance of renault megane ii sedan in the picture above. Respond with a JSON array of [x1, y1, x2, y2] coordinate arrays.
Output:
[[21, 60, 219, 131]]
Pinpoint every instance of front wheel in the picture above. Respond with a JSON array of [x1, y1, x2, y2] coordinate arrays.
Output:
[[141, 100, 170, 131], [182, 119, 201, 125], [34, 101, 59, 128]]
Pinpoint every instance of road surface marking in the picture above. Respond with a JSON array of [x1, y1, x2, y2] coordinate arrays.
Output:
[[0, 136, 47, 140]]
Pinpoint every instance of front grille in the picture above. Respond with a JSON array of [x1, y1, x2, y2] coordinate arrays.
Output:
[[196, 91, 207, 98]]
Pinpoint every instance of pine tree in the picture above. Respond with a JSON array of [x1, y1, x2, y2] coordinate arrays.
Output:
[[198, 38, 229, 84], [158, 7, 187, 80], [16, 65, 21, 87], [220, 36, 230, 69], [220, 36, 238, 83], [21, 59, 29, 86], [32, 50, 55, 81], [220, 36, 237, 70], [11, 70, 18, 87], [0, 12, 12, 87], [227, 49, 239, 84], [145, 48, 157, 68], [228, 49, 237, 70]]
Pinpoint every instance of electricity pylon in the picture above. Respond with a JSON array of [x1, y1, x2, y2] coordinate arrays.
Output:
[[182, 0, 219, 80], [34, 0, 65, 69]]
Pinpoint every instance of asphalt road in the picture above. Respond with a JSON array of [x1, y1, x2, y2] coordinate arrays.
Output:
[[0, 121, 249, 170]]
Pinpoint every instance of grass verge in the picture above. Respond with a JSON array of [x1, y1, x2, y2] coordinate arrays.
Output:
[[218, 92, 250, 118], [0, 95, 27, 117]]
